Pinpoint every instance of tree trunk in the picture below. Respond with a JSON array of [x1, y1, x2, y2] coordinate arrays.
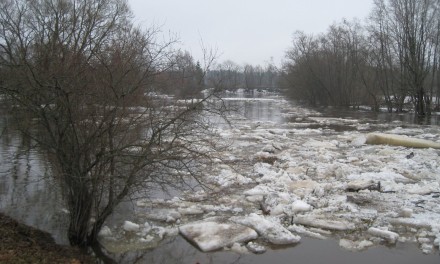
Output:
[[416, 88, 425, 116], [67, 184, 93, 247]]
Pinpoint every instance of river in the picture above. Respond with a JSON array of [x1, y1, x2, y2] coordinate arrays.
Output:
[[1, 92, 439, 263]]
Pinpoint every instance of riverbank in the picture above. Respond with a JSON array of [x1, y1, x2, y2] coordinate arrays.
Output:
[[0, 213, 95, 264]]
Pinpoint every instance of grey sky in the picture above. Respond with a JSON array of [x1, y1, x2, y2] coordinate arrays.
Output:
[[128, 0, 374, 66]]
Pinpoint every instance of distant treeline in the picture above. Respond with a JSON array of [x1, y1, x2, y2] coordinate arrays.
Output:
[[206, 60, 280, 92], [281, 0, 440, 116]]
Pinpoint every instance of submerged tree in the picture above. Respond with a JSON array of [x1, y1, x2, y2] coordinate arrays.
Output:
[[0, 0, 222, 248]]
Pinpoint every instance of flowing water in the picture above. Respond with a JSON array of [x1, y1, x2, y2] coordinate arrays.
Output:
[[1, 92, 439, 263]]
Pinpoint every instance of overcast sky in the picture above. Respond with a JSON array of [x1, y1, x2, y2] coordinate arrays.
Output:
[[128, 0, 374, 66]]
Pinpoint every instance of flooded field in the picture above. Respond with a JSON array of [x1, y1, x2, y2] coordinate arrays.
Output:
[[1, 92, 440, 263]]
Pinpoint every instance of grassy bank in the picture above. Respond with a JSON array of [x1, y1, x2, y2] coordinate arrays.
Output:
[[0, 213, 95, 263]]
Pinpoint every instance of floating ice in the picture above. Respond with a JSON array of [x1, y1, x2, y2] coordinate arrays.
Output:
[[144, 209, 181, 223], [346, 179, 377, 192], [368, 227, 399, 244], [366, 133, 440, 149], [98, 226, 112, 237], [178, 220, 258, 252], [292, 215, 356, 231], [90, 94, 440, 255], [230, 242, 249, 254], [211, 169, 253, 187], [434, 234, 440, 248], [339, 239, 374, 251], [420, 243, 434, 254], [231, 213, 301, 245], [284, 200, 312, 215], [246, 241, 267, 254], [123, 221, 140, 232], [178, 205, 204, 215], [399, 208, 413, 218], [288, 224, 327, 240]]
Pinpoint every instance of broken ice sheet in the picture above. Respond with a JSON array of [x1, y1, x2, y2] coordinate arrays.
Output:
[[178, 220, 258, 252], [230, 213, 301, 245]]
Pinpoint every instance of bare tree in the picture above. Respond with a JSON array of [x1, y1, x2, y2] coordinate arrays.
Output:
[[0, 0, 222, 248], [371, 0, 439, 115], [283, 21, 369, 108]]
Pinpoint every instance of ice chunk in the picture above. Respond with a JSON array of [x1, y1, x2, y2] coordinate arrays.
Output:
[[339, 239, 373, 251], [231, 213, 301, 245], [407, 182, 439, 195], [399, 208, 413, 218], [246, 241, 266, 254], [292, 200, 312, 212], [230, 242, 249, 254], [292, 215, 356, 231], [139, 235, 154, 243], [420, 243, 434, 254], [284, 200, 312, 215], [144, 209, 181, 223], [365, 133, 440, 149], [288, 180, 320, 197], [288, 225, 327, 240], [368, 227, 399, 244], [178, 205, 204, 215], [98, 226, 112, 237], [434, 234, 440, 247], [351, 135, 367, 146], [179, 221, 258, 252], [390, 217, 433, 229], [211, 169, 252, 187], [123, 221, 140, 232], [346, 179, 377, 192]]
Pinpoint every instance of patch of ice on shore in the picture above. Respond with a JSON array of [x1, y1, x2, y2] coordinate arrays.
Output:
[[231, 213, 301, 245]]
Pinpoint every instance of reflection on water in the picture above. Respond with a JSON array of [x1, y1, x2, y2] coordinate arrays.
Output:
[[221, 91, 285, 123], [0, 112, 69, 244], [319, 106, 440, 126]]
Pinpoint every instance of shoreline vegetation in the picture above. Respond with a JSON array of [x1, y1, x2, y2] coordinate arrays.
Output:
[[0, 213, 95, 264]]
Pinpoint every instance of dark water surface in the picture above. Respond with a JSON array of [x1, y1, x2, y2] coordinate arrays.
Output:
[[111, 236, 439, 264]]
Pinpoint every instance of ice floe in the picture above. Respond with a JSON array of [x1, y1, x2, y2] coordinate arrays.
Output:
[[367, 227, 399, 244], [230, 213, 301, 245], [178, 220, 258, 252], [292, 215, 356, 231]]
